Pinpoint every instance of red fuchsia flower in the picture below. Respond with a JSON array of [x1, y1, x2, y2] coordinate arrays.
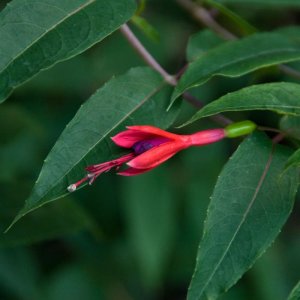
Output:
[[67, 125, 226, 192]]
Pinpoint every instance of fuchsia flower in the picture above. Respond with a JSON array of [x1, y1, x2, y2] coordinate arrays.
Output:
[[67, 125, 226, 192]]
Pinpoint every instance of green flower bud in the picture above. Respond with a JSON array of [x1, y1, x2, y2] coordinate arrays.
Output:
[[224, 120, 257, 138]]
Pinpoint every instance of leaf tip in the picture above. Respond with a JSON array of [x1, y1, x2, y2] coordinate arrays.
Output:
[[4, 213, 23, 233]]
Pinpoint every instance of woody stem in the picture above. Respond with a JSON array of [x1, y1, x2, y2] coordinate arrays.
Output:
[[120, 24, 232, 126], [119, 24, 176, 86]]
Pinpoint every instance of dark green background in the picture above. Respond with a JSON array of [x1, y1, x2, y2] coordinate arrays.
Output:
[[0, 0, 299, 299]]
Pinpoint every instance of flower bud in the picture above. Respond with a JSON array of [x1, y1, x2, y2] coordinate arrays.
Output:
[[224, 120, 256, 138]]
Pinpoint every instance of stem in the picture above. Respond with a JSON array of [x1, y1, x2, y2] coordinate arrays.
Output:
[[120, 24, 176, 85], [257, 126, 282, 134], [278, 65, 300, 81], [183, 92, 232, 126], [121, 24, 233, 127], [120, 23, 289, 134], [176, 0, 236, 40], [272, 133, 286, 144]]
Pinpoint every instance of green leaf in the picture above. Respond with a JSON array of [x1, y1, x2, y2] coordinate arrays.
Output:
[[188, 132, 298, 300], [205, 0, 257, 35], [288, 281, 300, 300], [44, 264, 104, 300], [284, 149, 300, 172], [0, 248, 40, 300], [135, 0, 147, 15], [131, 15, 160, 43], [214, 0, 300, 7], [186, 30, 224, 62], [9, 67, 179, 229], [171, 32, 300, 104], [182, 82, 300, 126], [122, 166, 176, 288], [0, 182, 93, 247], [0, 0, 136, 103], [280, 115, 300, 140]]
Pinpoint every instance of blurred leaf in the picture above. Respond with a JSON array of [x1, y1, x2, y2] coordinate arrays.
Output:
[[0, 104, 43, 145], [122, 166, 176, 288], [188, 132, 298, 300], [131, 15, 160, 43], [10, 67, 179, 229], [136, 0, 147, 15], [0, 248, 40, 300], [186, 30, 224, 62], [275, 27, 300, 46], [171, 32, 300, 104], [249, 244, 288, 300], [169, 138, 228, 284], [0, 182, 93, 247], [182, 82, 300, 126], [44, 264, 104, 300], [284, 149, 300, 173], [288, 281, 300, 300], [280, 115, 300, 140], [0, 133, 41, 182], [205, 0, 257, 35], [214, 0, 300, 6], [0, 104, 45, 181], [0, 0, 136, 103]]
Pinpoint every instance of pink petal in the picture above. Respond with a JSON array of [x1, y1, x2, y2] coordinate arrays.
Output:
[[111, 129, 155, 148], [127, 125, 180, 140], [190, 129, 225, 146], [117, 167, 154, 176], [127, 141, 186, 169]]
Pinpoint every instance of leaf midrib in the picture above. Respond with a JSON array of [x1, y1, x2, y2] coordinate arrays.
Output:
[[195, 144, 274, 298], [198, 103, 300, 115], [0, 0, 96, 74]]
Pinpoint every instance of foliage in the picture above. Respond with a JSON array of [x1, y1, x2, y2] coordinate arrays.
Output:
[[0, 0, 299, 299]]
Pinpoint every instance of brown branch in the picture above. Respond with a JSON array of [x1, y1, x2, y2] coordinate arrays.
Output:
[[176, 0, 236, 40], [120, 24, 233, 127], [182, 92, 233, 126], [120, 24, 176, 86]]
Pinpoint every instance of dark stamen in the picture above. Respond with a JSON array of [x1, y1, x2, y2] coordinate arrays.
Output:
[[132, 137, 170, 155]]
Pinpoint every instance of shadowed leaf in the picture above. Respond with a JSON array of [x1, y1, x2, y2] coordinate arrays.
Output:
[[182, 82, 300, 127], [9, 67, 179, 229], [171, 31, 300, 106], [188, 132, 298, 300], [0, 0, 136, 102]]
